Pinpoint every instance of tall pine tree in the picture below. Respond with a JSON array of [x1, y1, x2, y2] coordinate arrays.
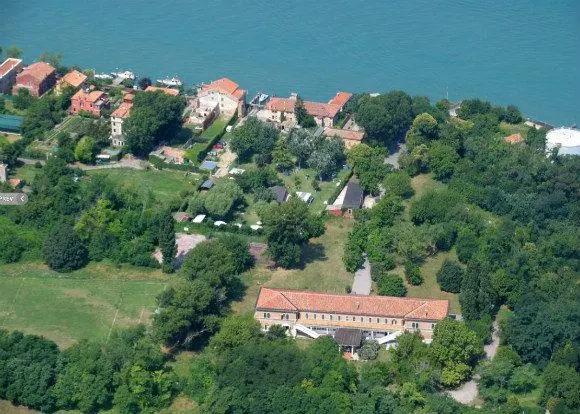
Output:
[[158, 210, 176, 273]]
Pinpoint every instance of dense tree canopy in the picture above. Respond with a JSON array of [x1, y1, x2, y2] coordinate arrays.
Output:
[[124, 90, 186, 156], [43, 223, 88, 272], [230, 116, 279, 163], [263, 198, 324, 268]]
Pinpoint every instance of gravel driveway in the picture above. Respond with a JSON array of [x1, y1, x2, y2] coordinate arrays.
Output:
[[351, 256, 371, 295]]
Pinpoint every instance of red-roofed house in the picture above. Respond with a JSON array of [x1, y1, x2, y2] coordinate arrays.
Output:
[[145, 86, 180, 96], [56, 70, 87, 94], [329, 91, 352, 108], [255, 287, 449, 343], [263, 92, 353, 128], [12, 61, 56, 97], [323, 127, 365, 148], [110, 93, 134, 147], [70, 89, 109, 116], [0, 58, 23, 94], [198, 78, 246, 117]]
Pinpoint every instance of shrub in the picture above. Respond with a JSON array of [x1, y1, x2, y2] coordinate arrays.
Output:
[[436, 259, 464, 293], [43, 224, 88, 272], [360, 340, 380, 360], [376, 274, 407, 297], [383, 171, 414, 198], [0, 230, 25, 263], [404, 261, 423, 285]]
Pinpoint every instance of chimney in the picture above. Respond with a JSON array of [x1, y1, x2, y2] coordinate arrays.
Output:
[[356, 302, 360, 309]]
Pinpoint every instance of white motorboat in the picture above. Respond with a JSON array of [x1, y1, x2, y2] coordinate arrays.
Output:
[[157, 77, 182, 87], [111, 71, 136, 80]]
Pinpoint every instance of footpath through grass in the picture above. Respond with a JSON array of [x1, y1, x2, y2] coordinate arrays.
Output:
[[0, 262, 167, 348]]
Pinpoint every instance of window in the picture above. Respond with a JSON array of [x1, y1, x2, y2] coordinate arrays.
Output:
[[263, 312, 268, 318], [360, 317, 363, 322], [314, 314, 317, 319], [305, 313, 309, 319], [346, 316, 349, 321], [376, 318, 380, 324], [338, 315, 341, 321], [392, 319, 397, 325], [330, 315, 333, 321], [368, 318, 372, 323], [431, 324, 435, 329], [321, 314, 325, 320], [281, 314, 285, 320], [411, 322, 419, 329]]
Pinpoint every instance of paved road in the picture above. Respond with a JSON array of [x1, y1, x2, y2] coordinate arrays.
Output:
[[446, 321, 500, 405], [385, 142, 406, 169], [351, 256, 372, 295]]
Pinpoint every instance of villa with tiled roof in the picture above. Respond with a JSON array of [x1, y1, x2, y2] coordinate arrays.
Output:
[[12, 61, 56, 97], [255, 287, 449, 346], [56, 70, 87, 94], [198, 77, 246, 117], [263, 91, 352, 128]]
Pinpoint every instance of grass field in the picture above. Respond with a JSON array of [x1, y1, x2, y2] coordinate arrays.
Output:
[[232, 217, 354, 314], [0, 262, 166, 347], [88, 168, 198, 201], [394, 250, 461, 314], [14, 164, 39, 184]]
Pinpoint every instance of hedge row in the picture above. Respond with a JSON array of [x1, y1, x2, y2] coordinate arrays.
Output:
[[195, 113, 237, 162]]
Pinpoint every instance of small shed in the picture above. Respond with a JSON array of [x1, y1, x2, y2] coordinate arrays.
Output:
[[214, 221, 227, 227], [200, 179, 214, 190], [173, 212, 191, 222], [269, 185, 288, 203], [295, 191, 313, 204], [342, 179, 364, 210], [229, 167, 245, 175], [334, 328, 362, 354], [192, 214, 206, 223], [200, 160, 217, 173]]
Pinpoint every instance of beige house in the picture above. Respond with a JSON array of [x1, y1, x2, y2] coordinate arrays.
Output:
[[110, 93, 134, 147], [323, 127, 364, 148], [188, 96, 220, 131], [55, 70, 87, 94], [198, 78, 246, 118], [262, 91, 352, 128], [0, 58, 23, 94], [255, 288, 449, 348]]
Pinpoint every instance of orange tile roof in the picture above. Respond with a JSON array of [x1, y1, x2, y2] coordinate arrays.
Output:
[[201, 77, 246, 100], [19, 61, 55, 82], [265, 97, 297, 113], [203, 77, 238, 94], [72, 89, 106, 103], [328, 92, 352, 108], [60, 70, 87, 88], [324, 127, 364, 141], [304, 101, 341, 119], [145, 86, 179, 96], [111, 102, 133, 118], [256, 288, 449, 321], [0, 58, 22, 78], [504, 133, 524, 144]]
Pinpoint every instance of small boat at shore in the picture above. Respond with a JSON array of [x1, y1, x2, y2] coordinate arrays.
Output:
[[157, 77, 182, 87], [94, 73, 113, 80], [112, 71, 136, 80]]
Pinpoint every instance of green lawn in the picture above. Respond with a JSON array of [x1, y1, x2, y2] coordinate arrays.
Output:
[[200, 117, 229, 141], [232, 217, 354, 314], [498, 121, 529, 138], [0, 262, 167, 347], [397, 250, 461, 314], [14, 164, 39, 184], [88, 168, 199, 201]]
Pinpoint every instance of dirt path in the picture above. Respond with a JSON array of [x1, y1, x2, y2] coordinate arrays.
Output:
[[446, 321, 499, 405], [215, 147, 237, 177]]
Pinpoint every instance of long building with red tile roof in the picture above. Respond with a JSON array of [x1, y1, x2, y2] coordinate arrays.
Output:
[[254, 287, 449, 342], [323, 127, 365, 148], [263, 92, 352, 127], [12, 61, 56, 97]]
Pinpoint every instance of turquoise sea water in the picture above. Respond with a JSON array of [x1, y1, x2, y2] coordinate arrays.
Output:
[[2, 0, 579, 125]]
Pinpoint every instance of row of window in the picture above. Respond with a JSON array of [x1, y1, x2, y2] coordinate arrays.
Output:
[[304, 313, 399, 325], [262, 313, 435, 329]]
